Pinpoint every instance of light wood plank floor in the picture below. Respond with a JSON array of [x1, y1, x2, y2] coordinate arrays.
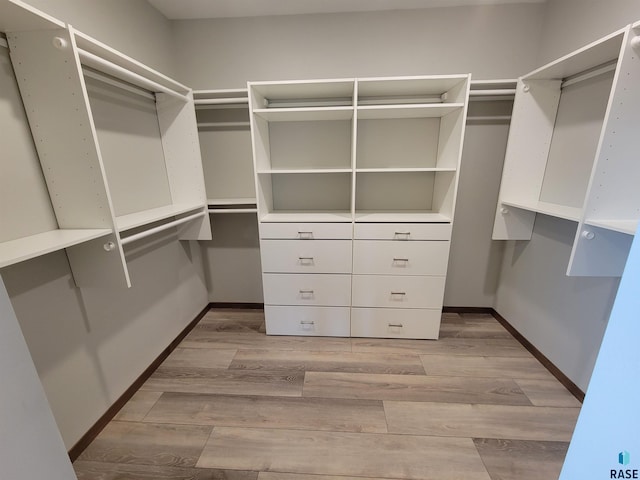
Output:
[[74, 309, 581, 480]]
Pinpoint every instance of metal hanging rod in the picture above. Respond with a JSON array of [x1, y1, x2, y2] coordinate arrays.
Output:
[[82, 67, 156, 101], [561, 60, 617, 89], [77, 48, 188, 102], [197, 121, 250, 128], [120, 212, 205, 246]]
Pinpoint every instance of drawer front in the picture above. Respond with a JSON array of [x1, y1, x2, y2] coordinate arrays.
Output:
[[354, 223, 451, 241], [260, 222, 352, 240], [263, 274, 351, 306], [351, 307, 441, 339], [352, 274, 445, 309], [265, 305, 351, 336], [353, 240, 450, 275], [261, 240, 352, 273]]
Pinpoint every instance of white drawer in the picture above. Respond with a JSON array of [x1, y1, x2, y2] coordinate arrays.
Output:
[[352, 274, 445, 309], [351, 307, 441, 339], [263, 274, 351, 306], [353, 240, 450, 275], [354, 223, 451, 241], [265, 305, 351, 336], [261, 240, 352, 273], [260, 222, 352, 240]]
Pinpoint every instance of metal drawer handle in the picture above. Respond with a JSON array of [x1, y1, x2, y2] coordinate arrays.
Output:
[[388, 323, 404, 328], [299, 289, 314, 295], [298, 231, 314, 239], [393, 258, 409, 262], [298, 256, 314, 263], [394, 231, 411, 239], [300, 320, 315, 325], [390, 291, 406, 296]]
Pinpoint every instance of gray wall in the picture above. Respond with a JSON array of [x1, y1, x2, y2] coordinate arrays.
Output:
[[494, 0, 640, 392], [25, 0, 176, 76], [1, 0, 205, 450], [174, 3, 546, 306]]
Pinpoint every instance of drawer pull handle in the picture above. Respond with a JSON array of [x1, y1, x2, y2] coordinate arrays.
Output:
[[298, 256, 314, 263], [298, 231, 314, 239], [299, 289, 314, 295], [394, 231, 411, 239], [300, 320, 315, 325], [390, 291, 406, 296], [393, 258, 409, 263], [388, 323, 404, 328]]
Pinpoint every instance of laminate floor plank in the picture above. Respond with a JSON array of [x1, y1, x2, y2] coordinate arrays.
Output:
[[352, 337, 532, 357], [144, 392, 387, 433], [515, 378, 583, 407], [198, 310, 265, 333], [303, 372, 532, 405], [384, 401, 579, 441], [74, 460, 258, 479], [420, 354, 553, 380], [141, 367, 304, 397], [439, 314, 513, 339], [197, 427, 491, 480], [182, 330, 352, 352], [229, 349, 425, 375], [76, 421, 212, 468], [473, 438, 570, 480], [258, 474, 394, 480], [114, 390, 163, 422], [162, 348, 238, 369]]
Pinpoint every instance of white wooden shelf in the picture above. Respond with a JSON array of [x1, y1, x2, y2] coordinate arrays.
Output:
[[260, 211, 354, 223], [209, 208, 258, 214], [257, 168, 353, 174], [584, 219, 638, 236], [208, 198, 257, 206], [253, 107, 354, 122], [493, 23, 640, 276], [355, 167, 456, 173], [357, 103, 463, 119], [501, 200, 581, 222], [354, 211, 452, 223], [116, 204, 205, 232], [0, 229, 111, 268]]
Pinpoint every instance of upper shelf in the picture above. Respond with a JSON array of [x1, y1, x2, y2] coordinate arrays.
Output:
[[253, 106, 353, 121], [357, 103, 463, 119], [524, 28, 625, 81], [501, 200, 581, 222]]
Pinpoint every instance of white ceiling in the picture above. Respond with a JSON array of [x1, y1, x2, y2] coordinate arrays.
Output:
[[148, 0, 546, 20]]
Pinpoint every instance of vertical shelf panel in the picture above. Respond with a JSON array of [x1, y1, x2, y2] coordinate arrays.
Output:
[[8, 27, 129, 287], [492, 79, 561, 240], [157, 92, 211, 240]]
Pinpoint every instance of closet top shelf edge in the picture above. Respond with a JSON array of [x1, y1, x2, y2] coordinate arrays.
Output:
[[523, 27, 627, 81], [72, 29, 191, 96], [0, 0, 64, 32]]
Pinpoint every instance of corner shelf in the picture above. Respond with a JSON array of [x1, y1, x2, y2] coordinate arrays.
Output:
[[493, 23, 640, 276], [2, 1, 209, 287]]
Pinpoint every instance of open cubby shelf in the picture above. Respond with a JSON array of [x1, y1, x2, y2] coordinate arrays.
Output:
[[493, 22, 640, 276], [249, 76, 470, 223]]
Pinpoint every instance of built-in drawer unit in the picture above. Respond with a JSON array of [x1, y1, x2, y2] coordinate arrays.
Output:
[[354, 223, 452, 241], [351, 307, 442, 339], [264, 305, 351, 336], [260, 222, 352, 240], [352, 240, 450, 275], [260, 239, 352, 273], [262, 273, 351, 306], [352, 274, 446, 309]]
